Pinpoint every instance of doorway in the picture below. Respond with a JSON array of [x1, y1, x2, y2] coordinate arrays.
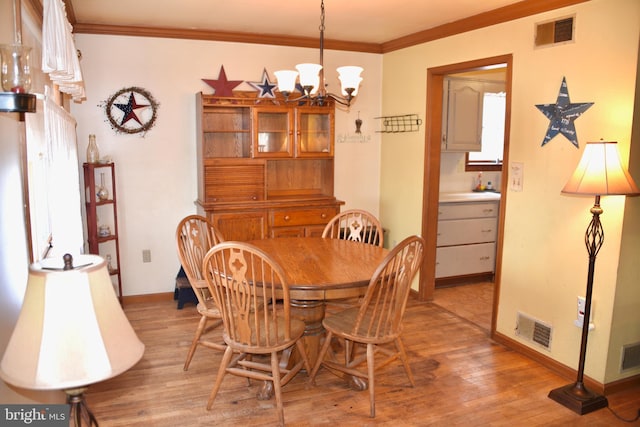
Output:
[[418, 54, 512, 335]]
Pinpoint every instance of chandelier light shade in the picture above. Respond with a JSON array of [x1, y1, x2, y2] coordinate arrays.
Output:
[[275, 0, 363, 106], [0, 254, 144, 426], [337, 66, 364, 97], [549, 140, 638, 415], [273, 70, 298, 94]]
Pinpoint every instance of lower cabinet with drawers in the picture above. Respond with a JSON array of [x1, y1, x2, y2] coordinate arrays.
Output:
[[436, 196, 499, 284], [199, 201, 342, 241]]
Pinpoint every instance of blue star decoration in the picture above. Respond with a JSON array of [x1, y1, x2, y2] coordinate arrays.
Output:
[[248, 68, 277, 98], [535, 77, 593, 148], [202, 65, 243, 97], [114, 91, 149, 126]]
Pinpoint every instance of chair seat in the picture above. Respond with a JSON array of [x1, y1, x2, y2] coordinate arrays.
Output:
[[197, 301, 221, 317], [323, 308, 400, 345], [224, 317, 306, 353]]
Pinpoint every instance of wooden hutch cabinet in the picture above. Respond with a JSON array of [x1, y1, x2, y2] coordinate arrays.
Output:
[[196, 92, 343, 241]]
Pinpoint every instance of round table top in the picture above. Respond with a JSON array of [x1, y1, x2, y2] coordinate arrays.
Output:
[[247, 237, 389, 301]]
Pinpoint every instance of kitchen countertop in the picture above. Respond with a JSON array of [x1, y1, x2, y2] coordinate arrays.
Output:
[[439, 191, 501, 203]]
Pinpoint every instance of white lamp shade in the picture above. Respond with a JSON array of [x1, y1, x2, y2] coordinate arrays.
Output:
[[0, 255, 145, 390], [296, 63, 322, 94], [274, 70, 298, 94], [337, 66, 363, 96], [562, 141, 640, 196]]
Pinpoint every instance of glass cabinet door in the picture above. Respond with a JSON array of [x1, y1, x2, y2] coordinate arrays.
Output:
[[296, 106, 334, 157], [253, 107, 293, 157]]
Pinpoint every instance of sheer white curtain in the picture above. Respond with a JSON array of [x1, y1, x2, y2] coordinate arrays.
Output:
[[43, 87, 84, 257], [25, 87, 84, 260], [42, 0, 85, 101]]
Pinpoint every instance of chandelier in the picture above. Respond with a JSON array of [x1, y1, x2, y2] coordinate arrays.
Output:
[[274, 0, 363, 107]]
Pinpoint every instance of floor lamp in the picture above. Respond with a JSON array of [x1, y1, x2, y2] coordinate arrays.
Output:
[[0, 254, 145, 426], [548, 141, 639, 414]]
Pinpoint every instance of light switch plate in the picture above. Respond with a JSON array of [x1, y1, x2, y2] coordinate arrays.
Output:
[[510, 162, 523, 192]]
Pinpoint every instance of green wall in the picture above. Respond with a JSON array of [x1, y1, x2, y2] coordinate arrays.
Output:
[[380, 0, 640, 384]]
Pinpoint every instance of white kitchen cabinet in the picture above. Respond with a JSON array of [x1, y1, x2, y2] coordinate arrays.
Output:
[[436, 197, 499, 280], [441, 77, 506, 153]]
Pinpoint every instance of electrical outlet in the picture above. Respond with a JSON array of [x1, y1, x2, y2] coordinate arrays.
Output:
[[574, 296, 594, 330], [142, 249, 151, 263]]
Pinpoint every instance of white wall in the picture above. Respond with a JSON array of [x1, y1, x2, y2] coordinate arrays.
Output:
[[71, 35, 383, 296]]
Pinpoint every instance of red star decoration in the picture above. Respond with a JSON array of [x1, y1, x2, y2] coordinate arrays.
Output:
[[114, 92, 150, 126], [202, 65, 243, 97]]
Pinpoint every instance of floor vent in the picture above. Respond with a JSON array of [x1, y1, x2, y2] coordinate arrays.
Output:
[[516, 311, 552, 350], [535, 16, 575, 47], [621, 342, 640, 372]]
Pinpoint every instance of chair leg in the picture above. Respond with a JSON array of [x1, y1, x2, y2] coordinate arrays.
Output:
[[270, 351, 285, 427], [309, 330, 334, 384], [395, 337, 415, 386], [206, 346, 234, 410], [295, 339, 312, 374], [367, 343, 375, 418], [184, 314, 208, 370]]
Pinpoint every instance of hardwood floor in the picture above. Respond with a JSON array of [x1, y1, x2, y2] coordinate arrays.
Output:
[[86, 297, 640, 426], [433, 281, 493, 332]]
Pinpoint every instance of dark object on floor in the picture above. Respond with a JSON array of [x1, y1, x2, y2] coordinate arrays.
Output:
[[174, 266, 197, 309]]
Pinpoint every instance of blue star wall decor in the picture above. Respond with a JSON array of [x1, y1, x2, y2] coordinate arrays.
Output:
[[535, 77, 593, 148], [248, 68, 277, 98], [202, 65, 244, 97]]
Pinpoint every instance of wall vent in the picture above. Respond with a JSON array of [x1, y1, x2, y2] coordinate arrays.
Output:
[[535, 16, 575, 47], [516, 311, 552, 350], [621, 342, 640, 372]]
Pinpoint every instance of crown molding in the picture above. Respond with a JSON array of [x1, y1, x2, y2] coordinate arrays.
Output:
[[381, 0, 589, 53], [67, 0, 589, 54]]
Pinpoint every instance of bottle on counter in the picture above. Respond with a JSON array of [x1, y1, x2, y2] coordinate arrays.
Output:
[[475, 172, 485, 191]]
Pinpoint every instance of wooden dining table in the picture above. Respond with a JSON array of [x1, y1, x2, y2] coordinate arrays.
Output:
[[247, 236, 389, 398]]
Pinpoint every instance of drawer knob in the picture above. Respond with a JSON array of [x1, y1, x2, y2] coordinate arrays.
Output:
[[321, 213, 327, 219], [252, 196, 257, 201], [284, 215, 290, 221]]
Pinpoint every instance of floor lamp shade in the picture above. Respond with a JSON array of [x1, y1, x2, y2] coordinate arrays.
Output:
[[562, 141, 640, 196], [0, 254, 144, 391]]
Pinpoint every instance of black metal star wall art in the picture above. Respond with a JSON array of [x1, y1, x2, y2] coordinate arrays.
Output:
[[535, 77, 593, 148], [248, 68, 277, 98], [202, 65, 244, 97]]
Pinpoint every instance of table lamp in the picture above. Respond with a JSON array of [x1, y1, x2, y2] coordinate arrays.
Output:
[[0, 254, 145, 426], [549, 140, 639, 414]]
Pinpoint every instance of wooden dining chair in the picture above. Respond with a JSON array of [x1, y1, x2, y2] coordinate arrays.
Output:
[[322, 209, 384, 247], [175, 215, 226, 370], [309, 235, 425, 418], [203, 241, 311, 427]]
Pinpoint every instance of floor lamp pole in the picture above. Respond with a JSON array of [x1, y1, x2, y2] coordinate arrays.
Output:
[[548, 195, 609, 414]]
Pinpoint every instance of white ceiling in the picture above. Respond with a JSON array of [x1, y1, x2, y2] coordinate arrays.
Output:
[[67, 0, 524, 45]]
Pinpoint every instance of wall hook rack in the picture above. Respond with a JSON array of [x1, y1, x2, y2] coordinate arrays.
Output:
[[374, 114, 422, 133]]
